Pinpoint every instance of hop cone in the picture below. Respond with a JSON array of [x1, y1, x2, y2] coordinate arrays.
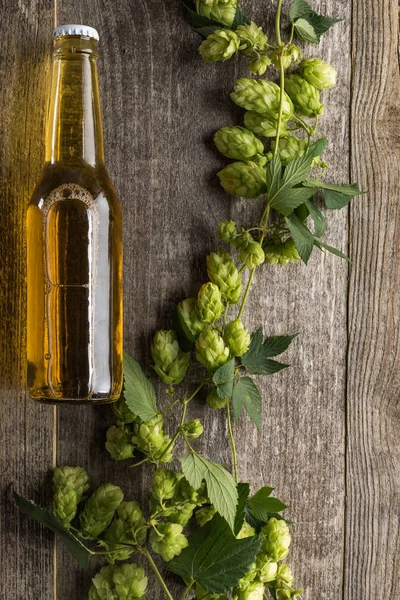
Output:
[[261, 517, 291, 562], [232, 581, 265, 600], [89, 565, 114, 600], [271, 43, 301, 69], [257, 556, 278, 582], [132, 415, 174, 463], [217, 161, 267, 198], [199, 30, 240, 62], [105, 426, 135, 461], [196, 330, 230, 371], [195, 0, 237, 26], [263, 238, 300, 265], [151, 468, 178, 501], [244, 111, 288, 138], [236, 21, 267, 55], [151, 329, 190, 385], [105, 499, 146, 560], [231, 78, 293, 120], [218, 219, 238, 243], [197, 282, 224, 324], [104, 518, 134, 563], [80, 484, 124, 539], [112, 563, 148, 599], [167, 502, 196, 527], [284, 74, 324, 117], [207, 250, 242, 304], [177, 297, 207, 340], [237, 520, 256, 539], [214, 126, 264, 161], [196, 505, 217, 527], [112, 396, 136, 426], [249, 54, 272, 76], [276, 564, 294, 585], [53, 466, 89, 525], [206, 388, 228, 409], [299, 58, 337, 89], [150, 522, 188, 561], [182, 418, 204, 439], [239, 238, 265, 269], [272, 135, 308, 165], [224, 319, 251, 356]]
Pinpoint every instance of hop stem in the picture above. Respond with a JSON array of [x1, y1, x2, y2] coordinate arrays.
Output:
[[180, 580, 195, 600], [226, 401, 239, 483], [142, 548, 175, 600], [274, 0, 285, 156]]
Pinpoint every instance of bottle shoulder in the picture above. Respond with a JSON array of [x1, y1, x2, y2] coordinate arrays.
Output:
[[29, 163, 121, 212]]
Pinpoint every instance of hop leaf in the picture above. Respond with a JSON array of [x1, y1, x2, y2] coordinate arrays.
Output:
[[217, 161, 268, 198], [207, 250, 243, 304], [195, 0, 237, 26], [151, 329, 190, 385], [80, 484, 124, 539], [244, 112, 288, 138], [150, 522, 188, 561], [197, 282, 224, 324], [105, 426, 135, 461], [224, 319, 251, 357], [196, 330, 230, 372], [299, 57, 337, 89], [230, 78, 293, 120], [199, 30, 240, 62], [214, 126, 264, 161], [52, 466, 89, 525], [261, 517, 291, 562], [284, 74, 324, 117]]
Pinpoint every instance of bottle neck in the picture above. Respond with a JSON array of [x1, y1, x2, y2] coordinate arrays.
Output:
[[45, 37, 104, 167]]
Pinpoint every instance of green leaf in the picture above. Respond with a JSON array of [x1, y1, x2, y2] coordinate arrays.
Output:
[[231, 5, 250, 28], [194, 25, 221, 38], [232, 377, 262, 432], [280, 138, 327, 191], [289, 0, 341, 43], [241, 330, 293, 375], [314, 240, 351, 262], [305, 198, 326, 237], [303, 179, 363, 210], [123, 352, 158, 421], [168, 514, 261, 594], [267, 154, 283, 199], [270, 186, 314, 216], [323, 190, 353, 209], [249, 488, 288, 522], [180, 454, 238, 531], [234, 483, 250, 536], [289, 0, 313, 20], [262, 334, 298, 358], [293, 18, 319, 43], [14, 493, 91, 569], [285, 213, 315, 264], [213, 358, 235, 400]]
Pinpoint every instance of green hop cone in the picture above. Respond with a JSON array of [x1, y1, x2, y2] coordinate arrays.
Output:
[[132, 415, 174, 463], [151, 329, 190, 385], [236, 562, 257, 590], [196, 505, 217, 527], [177, 297, 207, 341], [263, 237, 300, 265], [196, 330, 230, 372], [214, 126, 264, 162], [249, 55, 271, 76], [299, 58, 337, 89], [89, 565, 114, 600], [233, 581, 265, 600], [236, 21, 267, 55], [244, 111, 288, 138], [231, 78, 293, 120], [218, 219, 238, 243], [113, 563, 148, 599], [150, 522, 188, 562], [104, 500, 146, 563], [104, 518, 134, 563], [239, 237, 265, 269], [195, 0, 237, 26], [197, 282, 224, 324], [167, 502, 196, 527], [206, 388, 228, 409], [199, 30, 240, 63], [257, 555, 278, 582], [207, 250, 242, 304], [237, 520, 256, 539], [112, 396, 136, 426], [284, 74, 324, 117], [217, 161, 267, 199], [182, 418, 204, 439], [80, 483, 124, 539], [261, 517, 291, 562], [52, 466, 89, 525], [224, 319, 251, 356], [105, 426, 135, 461], [271, 135, 308, 166], [271, 43, 301, 70], [276, 564, 294, 586], [151, 468, 178, 501], [276, 589, 303, 600]]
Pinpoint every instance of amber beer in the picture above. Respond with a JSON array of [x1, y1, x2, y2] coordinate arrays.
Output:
[[27, 25, 123, 403]]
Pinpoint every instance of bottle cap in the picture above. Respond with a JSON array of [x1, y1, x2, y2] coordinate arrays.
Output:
[[53, 24, 99, 41]]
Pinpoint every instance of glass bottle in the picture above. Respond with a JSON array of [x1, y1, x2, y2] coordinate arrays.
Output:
[[27, 25, 123, 403]]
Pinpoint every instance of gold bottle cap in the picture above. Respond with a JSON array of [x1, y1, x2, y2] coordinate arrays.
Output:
[[53, 24, 99, 41]]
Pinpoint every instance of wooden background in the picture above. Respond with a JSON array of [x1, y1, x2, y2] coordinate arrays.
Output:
[[0, 0, 399, 598]]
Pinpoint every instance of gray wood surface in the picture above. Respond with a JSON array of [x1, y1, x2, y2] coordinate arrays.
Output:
[[0, 0, 398, 599]]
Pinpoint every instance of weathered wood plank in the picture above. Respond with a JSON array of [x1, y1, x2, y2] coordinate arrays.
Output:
[[54, 2, 351, 600], [346, 0, 400, 597], [0, 2, 55, 599]]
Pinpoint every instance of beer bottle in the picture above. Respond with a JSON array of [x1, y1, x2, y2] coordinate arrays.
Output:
[[27, 25, 123, 403]]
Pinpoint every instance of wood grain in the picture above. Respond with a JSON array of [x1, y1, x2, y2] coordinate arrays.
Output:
[[346, 0, 400, 597], [0, 2, 55, 599]]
